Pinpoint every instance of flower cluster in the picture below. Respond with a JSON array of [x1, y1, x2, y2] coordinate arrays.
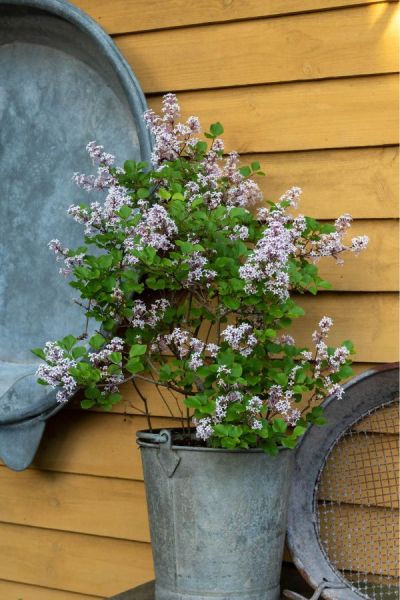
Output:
[[195, 392, 265, 441], [183, 252, 217, 287], [33, 92, 368, 454], [153, 328, 219, 371], [310, 316, 350, 400], [144, 93, 201, 166], [221, 323, 257, 357], [130, 299, 170, 329], [309, 214, 369, 264], [36, 342, 77, 403], [239, 220, 295, 300]]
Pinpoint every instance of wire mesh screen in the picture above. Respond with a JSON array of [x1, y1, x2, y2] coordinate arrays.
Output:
[[315, 400, 399, 600]]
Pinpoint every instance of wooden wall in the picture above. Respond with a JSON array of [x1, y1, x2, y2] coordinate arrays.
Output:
[[0, 1, 398, 598]]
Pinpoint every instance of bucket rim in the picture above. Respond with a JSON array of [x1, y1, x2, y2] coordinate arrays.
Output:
[[136, 427, 292, 454]]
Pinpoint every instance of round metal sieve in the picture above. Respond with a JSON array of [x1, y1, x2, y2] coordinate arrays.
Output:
[[286, 365, 399, 600]]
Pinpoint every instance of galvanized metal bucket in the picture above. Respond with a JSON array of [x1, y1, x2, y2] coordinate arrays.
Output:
[[138, 429, 294, 600]]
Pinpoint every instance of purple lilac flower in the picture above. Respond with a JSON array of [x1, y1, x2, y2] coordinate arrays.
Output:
[[130, 299, 169, 329], [86, 141, 115, 167], [239, 218, 295, 300], [247, 395, 263, 416], [194, 417, 213, 441], [89, 337, 124, 367], [328, 345, 350, 371], [124, 204, 178, 257], [36, 342, 77, 403], [221, 323, 257, 357], [276, 334, 295, 346], [184, 252, 217, 287], [309, 214, 368, 263], [350, 235, 369, 255], [267, 385, 301, 426], [229, 225, 249, 241], [279, 186, 302, 208], [143, 94, 201, 167]]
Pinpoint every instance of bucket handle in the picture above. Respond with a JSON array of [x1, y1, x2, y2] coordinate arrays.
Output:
[[138, 429, 181, 478]]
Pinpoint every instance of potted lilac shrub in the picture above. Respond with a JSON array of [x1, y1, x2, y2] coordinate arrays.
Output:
[[33, 94, 368, 600]]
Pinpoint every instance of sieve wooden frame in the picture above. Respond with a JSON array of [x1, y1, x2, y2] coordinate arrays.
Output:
[[286, 364, 399, 600]]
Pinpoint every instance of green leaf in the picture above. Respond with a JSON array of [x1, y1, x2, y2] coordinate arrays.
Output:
[[60, 335, 77, 351], [85, 386, 100, 400], [31, 347, 45, 360], [222, 296, 240, 310], [103, 318, 116, 331], [146, 276, 166, 290], [89, 334, 106, 350], [71, 346, 87, 359], [97, 254, 113, 269], [184, 396, 203, 409], [342, 339, 355, 354], [118, 205, 132, 219], [273, 372, 288, 387], [196, 141, 208, 154], [81, 398, 95, 409], [272, 418, 288, 434], [108, 392, 123, 405], [338, 364, 353, 379], [251, 161, 261, 172], [124, 160, 136, 173], [230, 364, 243, 378], [281, 436, 298, 449], [293, 425, 307, 437], [220, 436, 239, 448], [262, 440, 279, 456], [239, 166, 251, 177], [137, 187, 150, 199], [157, 188, 171, 200], [109, 352, 122, 364], [129, 344, 147, 357], [172, 192, 184, 201], [126, 358, 144, 374], [210, 122, 224, 137]]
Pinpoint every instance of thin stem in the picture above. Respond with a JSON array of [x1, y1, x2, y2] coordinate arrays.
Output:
[[150, 372, 178, 421], [133, 373, 194, 396], [131, 379, 153, 431]]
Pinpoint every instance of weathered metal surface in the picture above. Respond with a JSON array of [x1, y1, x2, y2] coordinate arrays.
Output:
[[0, 0, 151, 470], [107, 564, 313, 599], [286, 364, 399, 600], [138, 431, 294, 600]]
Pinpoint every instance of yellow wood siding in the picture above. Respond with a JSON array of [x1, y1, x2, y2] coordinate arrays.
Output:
[[1, 1, 398, 598], [114, 3, 399, 92], [77, 0, 397, 35]]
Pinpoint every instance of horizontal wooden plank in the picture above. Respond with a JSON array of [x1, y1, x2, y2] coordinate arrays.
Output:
[[292, 293, 398, 363], [76, 0, 395, 35], [116, 4, 399, 93], [148, 75, 399, 152], [0, 523, 153, 597], [194, 293, 398, 362], [0, 579, 99, 600], [317, 503, 399, 576], [247, 146, 399, 219], [31, 413, 178, 480], [317, 220, 398, 291], [318, 433, 399, 508], [0, 468, 150, 542]]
